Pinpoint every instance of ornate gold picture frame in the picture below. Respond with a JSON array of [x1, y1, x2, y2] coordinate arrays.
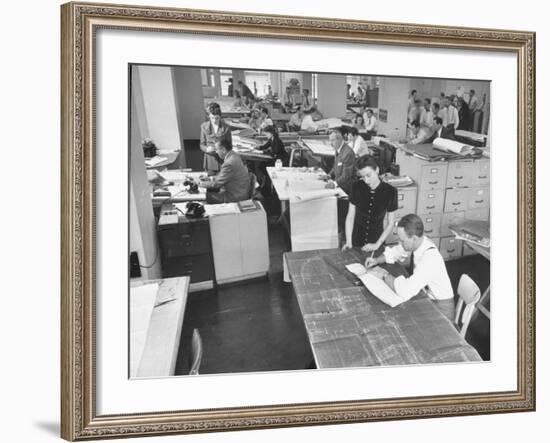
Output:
[[61, 1, 535, 440]]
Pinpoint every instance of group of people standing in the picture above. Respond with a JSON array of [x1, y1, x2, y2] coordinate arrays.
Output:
[[406, 88, 486, 142]]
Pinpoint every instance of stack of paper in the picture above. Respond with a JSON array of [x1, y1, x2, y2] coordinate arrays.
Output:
[[433, 137, 474, 155], [303, 139, 334, 156], [144, 156, 167, 167], [203, 203, 240, 216]]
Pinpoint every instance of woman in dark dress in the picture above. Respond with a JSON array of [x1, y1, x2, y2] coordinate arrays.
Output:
[[258, 125, 289, 164], [342, 156, 398, 252], [255, 125, 289, 191]]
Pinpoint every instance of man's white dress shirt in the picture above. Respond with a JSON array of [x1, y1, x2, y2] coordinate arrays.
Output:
[[383, 236, 454, 302]]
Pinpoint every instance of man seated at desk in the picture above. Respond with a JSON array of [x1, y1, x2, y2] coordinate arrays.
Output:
[[423, 116, 455, 143], [200, 140, 251, 204], [364, 213, 455, 321]]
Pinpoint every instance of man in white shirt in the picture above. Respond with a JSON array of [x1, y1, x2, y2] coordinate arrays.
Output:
[[365, 213, 456, 321], [419, 98, 434, 128], [347, 127, 371, 157], [441, 96, 460, 132], [363, 108, 378, 136]]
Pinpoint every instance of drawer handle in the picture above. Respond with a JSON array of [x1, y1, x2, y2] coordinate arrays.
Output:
[[474, 199, 485, 204], [180, 234, 191, 241], [478, 175, 488, 179], [426, 205, 436, 209], [447, 248, 455, 253], [428, 181, 438, 185], [398, 205, 404, 209], [454, 176, 463, 179], [452, 202, 461, 206], [425, 229, 433, 233]]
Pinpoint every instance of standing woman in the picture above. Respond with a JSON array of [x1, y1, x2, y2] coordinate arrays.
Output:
[[200, 102, 232, 176], [343, 156, 398, 252]]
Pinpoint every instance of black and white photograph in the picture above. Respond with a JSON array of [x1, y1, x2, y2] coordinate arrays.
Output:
[[129, 65, 491, 378]]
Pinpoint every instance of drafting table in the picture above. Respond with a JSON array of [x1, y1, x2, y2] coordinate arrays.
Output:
[[130, 277, 190, 378], [284, 248, 482, 368]]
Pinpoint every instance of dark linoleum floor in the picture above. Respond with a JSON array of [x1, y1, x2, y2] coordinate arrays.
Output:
[[174, 141, 491, 375]]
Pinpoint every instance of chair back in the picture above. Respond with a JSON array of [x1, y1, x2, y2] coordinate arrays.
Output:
[[189, 328, 203, 375], [455, 274, 481, 338]]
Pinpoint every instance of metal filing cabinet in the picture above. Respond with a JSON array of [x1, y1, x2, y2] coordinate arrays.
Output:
[[385, 183, 417, 244], [157, 205, 215, 290], [396, 147, 490, 261]]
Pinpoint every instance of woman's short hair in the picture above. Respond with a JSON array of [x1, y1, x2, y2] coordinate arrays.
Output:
[[263, 125, 278, 136], [348, 126, 359, 136], [207, 102, 222, 116], [355, 155, 380, 172]]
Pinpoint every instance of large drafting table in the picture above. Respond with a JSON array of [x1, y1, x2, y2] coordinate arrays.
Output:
[[284, 249, 482, 368], [130, 277, 190, 378]]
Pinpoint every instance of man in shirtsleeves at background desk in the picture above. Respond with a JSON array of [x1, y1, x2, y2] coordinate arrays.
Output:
[[365, 213, 456, 321]]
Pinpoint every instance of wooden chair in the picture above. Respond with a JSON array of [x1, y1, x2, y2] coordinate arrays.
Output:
[[188, 328, 203, 375], [455, 274, 481, 338]]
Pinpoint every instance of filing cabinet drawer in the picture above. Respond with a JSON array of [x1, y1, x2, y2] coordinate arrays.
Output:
[[468, 187, 490, 209], [441, 211, 465, 237], [420, 214, 442, 239], [472, 159, 490, 187], [440, 236, 463, 261], [386, 222, 400, 244], [158, 221, 211, 258], [419, 164, 448, 190], [161, 253, 215, 283], [446, 160, 473, 188], [394, 187, 417, 219], [444, 188, 469, 212], [417, 189, 445, 214], [465, 207, 490, 221]]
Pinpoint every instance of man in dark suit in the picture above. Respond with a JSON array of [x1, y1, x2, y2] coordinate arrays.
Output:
[[424, 117, 455, 144], [326, 128, 356, 194], [325, 128, 356, 238], [201, 140, 251, 204]]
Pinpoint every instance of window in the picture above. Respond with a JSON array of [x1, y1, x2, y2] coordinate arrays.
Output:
[[219, 69, 233, 96], [244, 71, 271, 97]]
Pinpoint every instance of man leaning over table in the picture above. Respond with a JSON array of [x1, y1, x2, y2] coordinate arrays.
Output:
[[364, 213, 456, 322]]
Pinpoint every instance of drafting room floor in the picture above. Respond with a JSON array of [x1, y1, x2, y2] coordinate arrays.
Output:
[[173, 141, 490, 375]]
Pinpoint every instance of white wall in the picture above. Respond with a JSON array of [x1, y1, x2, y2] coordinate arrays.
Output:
[[316, 73, 347, 117], [172, 66, 205, 141], [377, 76, 412, 138], [129, 99, 161, 281], [2, 1, 547, 443], [135, 65, 181, 151]]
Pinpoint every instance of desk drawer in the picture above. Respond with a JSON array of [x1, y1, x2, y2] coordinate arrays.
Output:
[[468, 187, 490, 209], [446, 160, 473, 188], [158, 222, 211, 258], [465, 207, 490, 221], [161, 253, 214, 283], [394, 188, 417, 219], [420, 164, 448, 190], [440, 236, 463, 260], [417, 189, 445, 214], [472, 159, 490, 187], [420, 214, 441, 239], [441, 211, 465, 237], [444, 188, 469, 212]]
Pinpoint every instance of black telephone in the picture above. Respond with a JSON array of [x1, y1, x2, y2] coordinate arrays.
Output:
[[186, 202, 205, 218], [183, 179, 200, 194]]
